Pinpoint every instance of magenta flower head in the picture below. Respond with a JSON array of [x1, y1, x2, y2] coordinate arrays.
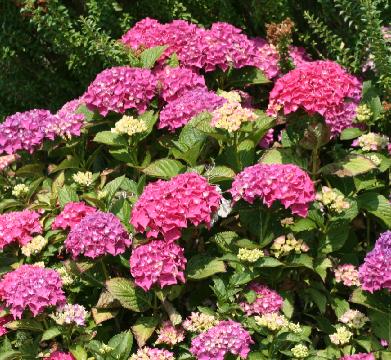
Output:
[[52, 98, 86, 138], [0, 109, 58, 155], [65, 211, 131, 259], [0, 265, 65, 319], [159, 89, 226, 131], [267, 60, 362, 136], [0, 306, 12, 337], [52, 202, 97, 231], [240, 283, 283, 315], [83, 66, 157, 116], [48, 352, 76, 360], [130, 347, 174, 360], [130, 240, 186, 291], [0, 154, 19, 172], [359, 231, 391, 293], [190, 320, 253, 360], [0, 210, 42, 250], [230, 163, 315, 217], [339, 354, 375, 360], [156, 66, 207, 103], [131, 172, 221, 242]]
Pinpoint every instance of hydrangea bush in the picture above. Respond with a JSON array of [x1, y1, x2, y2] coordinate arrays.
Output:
[[0, 17, 390, 360]]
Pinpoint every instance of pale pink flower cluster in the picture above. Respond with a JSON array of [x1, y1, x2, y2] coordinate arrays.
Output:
[[190, 320, 253, 360], [230, 163, 315, 217], [334, 264, 360, 287], [0, 210, 42, 250], [130, 347, 174, 360], [83, 66, 157, 116], [339, 354, 375, 360], [359, 231, 391, 293], [130, 240, 186, 291], [0, 154, 19, 171], [155, 321, 185, 346], [159, 89, 225, 131], [267, 60, 362, 136], [48, 352, 75, 360], [52, 202, 97, 231], [0, 109, 58, 155], [52, 98, 86, 138], [0, 265, 65, 318], [65, 211, 131, 259], [240, 283, 283, 315], [156, 66, 206, 102], [131, 172, 221, 242], [252, 38, 311, 79], [54, 303, 89, 326]]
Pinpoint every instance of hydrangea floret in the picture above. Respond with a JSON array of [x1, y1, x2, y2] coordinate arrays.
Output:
[[0, 154, 19, 171], [291, 344, 309, 358], [338, 309, 368, 329], [129, 347, 174, 360], [72, 171, 94, 187], [237, 248, 264, 262], [334, 264, 361, 287], [12, 184, 29, 198], [65, 211, 131, 259], [155, 321, 185, 346], [130, 240, 186, 291], [316, 186, 350, 213], [182, 312, 219, 333], [352, 132, 389, 151], [230, 163, 315, 217], [52, 303, 88, 326], [111, 115, 147, 136], [355, 104, 373, 123], [270, 233, 309, 258], [329, 326, 353, 345], [0, 265, 65, 318], [52, 202, 97, 231], [339, 354, 375, 360], [48, 352, 76, 360], [240, 283, 283, 315], [131, 172, 221, 242]]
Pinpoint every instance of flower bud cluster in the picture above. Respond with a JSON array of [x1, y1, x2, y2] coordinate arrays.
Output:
[[316, 186, 350, 214], [329, 326, 353, 345], [111, 116, 147, 136], [182, 312, 219, 333], [291, 344, 309, 358], [237, 248, 264, 262], [72, 171, 93, 187], [255, 312, 302, 333], [270, 233, 309, 258], [338, 309, 368, 329], [12, 184, 29, 198], [21, 235, 47, 257], [334, 264, 360, 287], [52, 303, 88, 326]]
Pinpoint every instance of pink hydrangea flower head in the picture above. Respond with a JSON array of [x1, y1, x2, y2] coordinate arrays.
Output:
[[52, 98, 86, 138], [359, 231, 391, 292], [130, 347, 174, 360], [130, 240, 186, 291], [0, 265, 65, 319], [339, 354, 375, 360], [155, 320, 185, 346], [240, 283, 283, 315], [49, 352, 76, 360], [0, 307, 11, 337], [52, 202, 97, 231], [0, 109, 58, 154], [131, 172, 221, 242], [159, 89, 226, 131], [83, 66, 157, 116], [156, 66, 207, 102], [190, 320, 253, 360], [252, 38, 311, 79], [259, 128, 274, 148], [65, 211, 131, 259], [230, 163, 315, 217], [267, 60, 362, 136], [0, 210, 42, 250], [334, 264, 360, 287], [0, 154, 20, 171]]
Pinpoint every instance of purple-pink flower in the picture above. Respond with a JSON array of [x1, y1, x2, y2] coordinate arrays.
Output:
[[0, 307, 11, 337], [259, 128, 275, 149], [83, 66, 157, 116], [65, 211, 131, 259], [0, 265, 65, 319], [267, 60, 362, 136], [240, 283, 283, 315], [159, 88, 225, 131], [190, 320, 253, 360], [156, 66, 206, 103], [48, 352, 75, 360], [0, 109, 58, 155], [131, 172, 221, 242], [52, 202, 97, 231], [359, 231, 391, 293], [130, 347, 174, 360], [52, 98, 86, 138], [0, 210, 42, 250], [130, 240, 186, 291], [230, 163, 315, 217], [0, 154, 19, 171], [339, 354, 375, 360]]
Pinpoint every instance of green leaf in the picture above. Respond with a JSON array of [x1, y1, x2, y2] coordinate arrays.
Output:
[[48, 157, 80, 174], [319, 155, 376, 177], [305, 288, 327, 313], [5, 319, 43, 332], [253, 257, 283, 268], [238, 139, 255, 168], [0, 351, 22, 360], [93, 131, 127, 146], [319, 220, 350, 254], [314, 257, 332, 282], [186, 255, 226, 280], [260, 148, 308, 169], [140, 45, 167, 68], [368, 309, 391, 340], [204, 166, 236, 183], [108, 330, 134, 360], [211, 231, 239, 252], [290, 218, 317, 232], [340, 127, 363, 140], [58, 185, 79, 207], [41, 327, 61, 341], [132, 316, 159, 347], [15, 164, 44, 178], [142, 159, 185, 179], [331, 298, 350, 318], [227, 66, 270, 87], [70, 345, 88, 360], [103, 175, 125, 203], [357, 192, 391, 227], [106, 277, 152, 312]]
